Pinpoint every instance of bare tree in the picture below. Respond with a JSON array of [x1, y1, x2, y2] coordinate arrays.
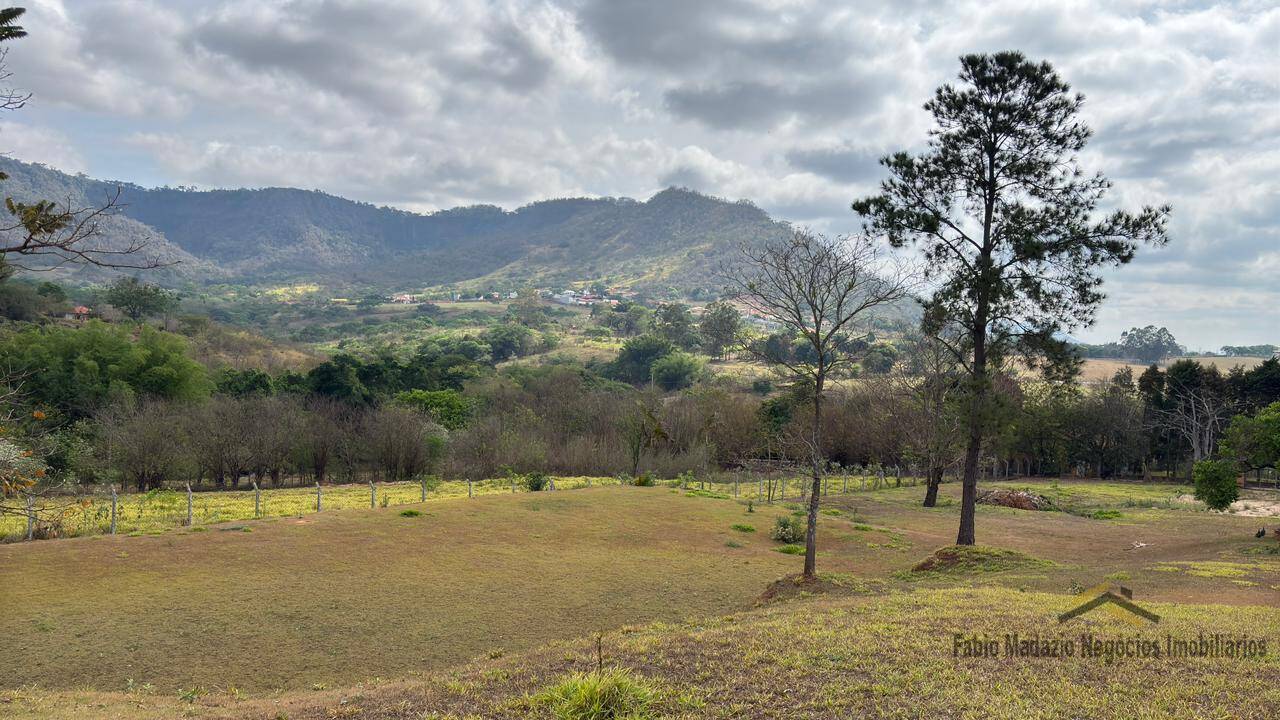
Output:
[[1154, 381, 1234, 478], [723, 229, 911, 579], [890, 332, 965, 506]]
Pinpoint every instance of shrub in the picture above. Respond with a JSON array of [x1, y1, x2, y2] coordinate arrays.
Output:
[[399, 509, 422, 517], [730, 523, 755, 533], [632, 473, 655, 487], [649, 352, 702, 391], [535, 668, 655, 720], [750, 378, 773, 395], [770, 515, 805, 544], [775, 544, 805, 555], [1193, 459, 1239, 511], [525, 472, 551, 492]]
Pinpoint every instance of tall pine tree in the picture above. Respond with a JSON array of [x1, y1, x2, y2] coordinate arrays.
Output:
[[853, 51, 1170, 545]]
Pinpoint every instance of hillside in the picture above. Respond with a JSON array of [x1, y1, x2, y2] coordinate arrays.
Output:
[[0, 158, 791, 293]]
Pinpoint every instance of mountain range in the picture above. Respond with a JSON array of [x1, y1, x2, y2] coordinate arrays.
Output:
[[0, 158, 792, 293]]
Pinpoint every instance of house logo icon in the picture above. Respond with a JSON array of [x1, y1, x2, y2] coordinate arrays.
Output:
[[1058, 583, 1160, 626]]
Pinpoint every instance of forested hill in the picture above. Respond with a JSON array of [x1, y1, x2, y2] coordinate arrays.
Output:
[[0, 158, 792, 292]]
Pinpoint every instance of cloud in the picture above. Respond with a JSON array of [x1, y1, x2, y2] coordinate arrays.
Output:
[[0, 120, 86, 173], [3, 0, 1275, 348]]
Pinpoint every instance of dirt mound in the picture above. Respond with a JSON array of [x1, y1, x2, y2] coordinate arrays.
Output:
[[977, 488, 1054, 511], [757, 573, 883, 605], [910, 545, 1051, 575]]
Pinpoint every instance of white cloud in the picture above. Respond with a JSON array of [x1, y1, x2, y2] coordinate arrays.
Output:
[[0, 120, 86, 173]]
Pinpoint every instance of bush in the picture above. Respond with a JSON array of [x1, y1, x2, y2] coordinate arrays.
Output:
[[606, 334, 674, 385], [770, 515, 806, 544], [535, 668, 655, 720], [1193, 459, 1239, 511], [750, 378, 773, 395], [730, 523, 755, 533], [775, 544, 805, 555], [632, 473, 655, 487], [399, 509, 422, 518], [525, 472, 551, 492], [649, 351, 702, 391]]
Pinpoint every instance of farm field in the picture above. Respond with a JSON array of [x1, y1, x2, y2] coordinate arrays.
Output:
[[1079, 354, 1268, 381], [3, 479, 1279, 719]]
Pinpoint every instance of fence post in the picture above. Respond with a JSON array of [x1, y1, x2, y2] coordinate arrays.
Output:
[[467, 479, 473, 498], [421, 478, 428, 502], [316, 482, 322, 512], [734, 478, 739, 498], [780, 479, 785, 501], [186, 483, 193, 527], [550, 477, 556, 491], [369, 480, 376, 509], [757, 478, 763, 501], [25, 494, 34, 540], [253, 481, 261, 518], [511, 476, 516, 493], [842, 475, 848, 494], [110, 486, 118, 535]]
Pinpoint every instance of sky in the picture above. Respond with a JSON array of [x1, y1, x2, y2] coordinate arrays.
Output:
[[1, 0, 1277, 351]]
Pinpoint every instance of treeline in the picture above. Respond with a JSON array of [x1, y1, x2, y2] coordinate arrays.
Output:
[[1004, 360, 1280, 479], [3, 316, 1278, 494]]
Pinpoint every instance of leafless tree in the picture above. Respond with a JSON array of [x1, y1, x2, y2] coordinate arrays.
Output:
[[1153, 381, 1235, 479], [722, 229, 912, 578], [362, 405, 446, 481], [97, 400, 195, 491], [889, 332, 965, 506]]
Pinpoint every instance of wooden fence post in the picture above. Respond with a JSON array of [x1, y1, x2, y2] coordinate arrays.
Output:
[[369, 481, 376, 509], [253, 481, 261, 518], [757, 478, 763, 501], [550, 477, 556, 491], [25, 495, 34, 540], [316, 482, 322, 512], [186, 483, 193, 527], [734, 478, 739, 498], [110, 486, 118, 535], [421, 478, 428, 502], [467, 479, 473, 498]]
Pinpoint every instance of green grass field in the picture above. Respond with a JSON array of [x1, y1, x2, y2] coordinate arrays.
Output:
[[0, 477, 624, 540], [1, 474, 897, 541], [3, 479, 1279, 719]]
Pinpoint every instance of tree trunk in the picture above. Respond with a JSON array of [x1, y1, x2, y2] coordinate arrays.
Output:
[[803, 377, 824, 579], [923, 464, 943, 507]]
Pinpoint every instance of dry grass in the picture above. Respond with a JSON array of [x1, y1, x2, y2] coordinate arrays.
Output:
[[5, 478, 1280, 718], [1080, 355, 1268, 381], [0, 487, 800, 694], [9, 586, 1277, 719]]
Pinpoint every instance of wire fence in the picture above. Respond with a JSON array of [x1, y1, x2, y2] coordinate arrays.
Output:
[[1, 466, 936, 542]]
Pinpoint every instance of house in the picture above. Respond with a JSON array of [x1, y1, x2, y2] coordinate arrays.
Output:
[[62, 305, 92, 321]]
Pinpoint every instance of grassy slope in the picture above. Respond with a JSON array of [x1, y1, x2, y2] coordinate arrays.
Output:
[[5, 480, 1280, 718]]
